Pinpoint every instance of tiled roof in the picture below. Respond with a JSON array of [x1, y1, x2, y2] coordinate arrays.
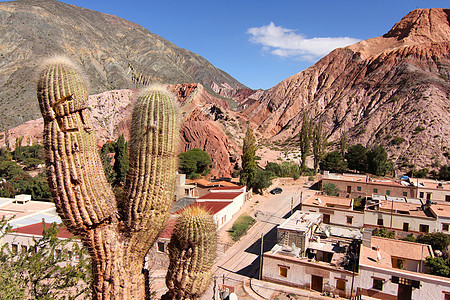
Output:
[[371, 236, 432, 261], [177, 201, 231, 215], [198, 192, 242, 200], [211, 185, 244, 190], [13, 222, 73, 239], [158, 218, 176, 239]]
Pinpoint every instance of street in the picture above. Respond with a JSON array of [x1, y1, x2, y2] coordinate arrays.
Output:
[[202, 180, 316, 299]]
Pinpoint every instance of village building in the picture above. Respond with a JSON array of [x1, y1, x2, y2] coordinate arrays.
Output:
[[321, 173, 416, 199], [356, 236, 450, 300], [364, 195, 437, 238], [262, 211, 359, 298], [416, 179, 450, 203], [302, 194, 365, 228]]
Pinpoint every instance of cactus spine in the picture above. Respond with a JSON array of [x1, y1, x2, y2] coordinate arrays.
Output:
[[164, 205, 217, 300], [37, 57, 179, 299]]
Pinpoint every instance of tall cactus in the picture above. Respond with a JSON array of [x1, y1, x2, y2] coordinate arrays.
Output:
[[36, 57, 179, 299], [164, 205, 217, 300]]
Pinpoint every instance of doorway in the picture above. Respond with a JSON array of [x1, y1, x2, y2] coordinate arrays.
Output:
[[398, 284, 412, 300], [311, 275, 323, 292]]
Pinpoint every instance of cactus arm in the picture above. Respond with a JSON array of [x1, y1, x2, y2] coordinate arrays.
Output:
[[37, 59, 116, 233], [124, 90, 179, 232], [164, 206, 217, 299]]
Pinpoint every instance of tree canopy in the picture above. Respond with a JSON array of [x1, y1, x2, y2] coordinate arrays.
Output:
[[178, 148, 212, 179]]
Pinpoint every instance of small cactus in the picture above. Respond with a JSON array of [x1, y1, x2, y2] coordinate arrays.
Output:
[[164, 205, 217, 300], [37, 57, 180, 299]]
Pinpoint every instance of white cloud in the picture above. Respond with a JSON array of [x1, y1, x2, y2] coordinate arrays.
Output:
[[247, 22, 360, 59]]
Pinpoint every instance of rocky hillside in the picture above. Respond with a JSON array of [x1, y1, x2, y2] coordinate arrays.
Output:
[[242, 8, 450, 170], [1, 84, 246, 178], [0, 0, 245, 130]]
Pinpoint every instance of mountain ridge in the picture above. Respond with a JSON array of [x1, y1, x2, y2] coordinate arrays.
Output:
[[0, 0, 245, 130], [242, 8, 450, 170]]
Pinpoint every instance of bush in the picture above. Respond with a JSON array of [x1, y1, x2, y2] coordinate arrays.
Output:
[[416, 232, 450, 253], [178, 148, 212, 179], [372, 228, 395, 239], [229, 214, 256, 241], [322, 183, 339, 196], [320, 151, 347, 173]]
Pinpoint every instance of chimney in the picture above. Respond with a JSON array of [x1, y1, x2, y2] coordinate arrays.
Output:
[[362, 228, 373, 248]]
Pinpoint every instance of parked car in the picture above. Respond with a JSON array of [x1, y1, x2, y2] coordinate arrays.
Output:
[[270, 187, 283, 195]]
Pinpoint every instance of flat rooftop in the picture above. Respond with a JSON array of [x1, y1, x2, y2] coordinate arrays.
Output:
[[303, 195, 352, 209], [278, 211, 322, 232]]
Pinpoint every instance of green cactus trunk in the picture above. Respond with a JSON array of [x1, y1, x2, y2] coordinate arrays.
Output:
[[164, 205, 217, 300], [37, 58, 179, 299]]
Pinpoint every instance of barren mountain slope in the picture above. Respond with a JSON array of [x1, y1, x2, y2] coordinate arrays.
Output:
[[242, 8, 450, 169], [0, 0, 245, 130]]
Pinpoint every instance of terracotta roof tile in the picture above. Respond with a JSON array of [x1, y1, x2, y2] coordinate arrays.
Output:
[[13, 222, 73, 239]]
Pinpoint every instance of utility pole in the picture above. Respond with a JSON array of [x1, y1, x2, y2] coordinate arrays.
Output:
[[291, 196, 294, 216], [259, 233, 264, 280]]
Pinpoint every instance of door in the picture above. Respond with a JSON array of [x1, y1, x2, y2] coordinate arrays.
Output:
[[347, 186, 352, 193], [311, 275, 323, 292], [323, 214, 330, 224], [398, 284, 412, 300]]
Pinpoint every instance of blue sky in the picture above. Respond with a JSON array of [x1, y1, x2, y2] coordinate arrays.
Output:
[[50, 1, 448, 89]]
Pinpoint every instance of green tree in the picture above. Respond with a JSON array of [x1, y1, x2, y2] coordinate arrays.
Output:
[[320, 151, 347, 173], [416, 232, 450, 253], [240, 127, 257, 189], [312, 120, 328, 172], [425, 257, 450, 277], [339, 131, 348, 156], [372, 228, 395, 239], [178, 148, 212, 179], [0, 218, 91, 299], [439, 165, 450, 181], [366, 145, 389, 176], [322, 183, 339, 196], [113, 134, 129, 186], [100, 141, 115, 183], [299, 115, 312, 173], [252, 169, 272, 194], [345, 143, 368, 173]]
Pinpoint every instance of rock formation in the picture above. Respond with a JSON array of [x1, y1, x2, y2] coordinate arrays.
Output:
[[0, 0, 245, 131], [242, 8, 450, 170]]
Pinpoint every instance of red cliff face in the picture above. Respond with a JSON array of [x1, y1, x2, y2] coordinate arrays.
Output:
[[1, 84, 240, 178], [242, 8, 450, 170]]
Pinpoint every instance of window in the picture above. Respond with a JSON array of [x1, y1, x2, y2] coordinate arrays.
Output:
[[403, 222, 409, 232], [403, 192, 408, 197], [377, 218, 384, 226], [386, 190, 391, 196], [21, 245, 27, 252], [373, 188, 378, 193], [347, 186, 352, 193], [446, 195, 450, 202], [279, 266, 288, 278], [419, 224, 429, 233], [372, 278, 383, 291], [443, 224, 449, 231], [427, 193, 432, 200], [336, 278, 346, 291], [346, 216, 353, 225], [392, 257, 404, 269], [11, 244, 18, 253], [323, 214, 331, 224], [420, 192, 424, 198], [357, 186, 361, 192], [157, 242, 165, 253]]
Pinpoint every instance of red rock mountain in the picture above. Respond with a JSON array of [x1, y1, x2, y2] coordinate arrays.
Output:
[[1, 84, 244, 178], [2, 8, 450, 177], [242, 8, 450, 170]]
